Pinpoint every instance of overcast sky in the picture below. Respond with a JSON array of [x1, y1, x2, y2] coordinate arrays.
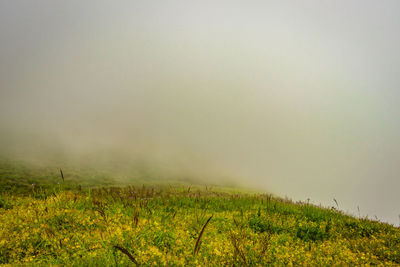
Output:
[[1, 1, 400, 224]]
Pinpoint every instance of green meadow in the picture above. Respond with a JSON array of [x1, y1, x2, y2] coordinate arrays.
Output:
[[0, 160, 399, 266]]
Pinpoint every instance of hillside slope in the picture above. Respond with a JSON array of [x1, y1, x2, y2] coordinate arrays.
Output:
[[0, 161, 399, 266]]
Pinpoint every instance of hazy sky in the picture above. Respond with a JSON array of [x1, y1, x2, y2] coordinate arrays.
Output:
[[1, 1, 400, 224]]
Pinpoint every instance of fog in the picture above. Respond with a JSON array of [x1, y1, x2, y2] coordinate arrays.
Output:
[[1, 1, 400, 224]]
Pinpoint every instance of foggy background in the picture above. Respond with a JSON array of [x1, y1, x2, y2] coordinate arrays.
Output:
[[1, 1, 400, 225]]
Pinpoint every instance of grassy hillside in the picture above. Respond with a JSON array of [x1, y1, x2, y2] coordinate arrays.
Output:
[[0, 161, 399, 266]]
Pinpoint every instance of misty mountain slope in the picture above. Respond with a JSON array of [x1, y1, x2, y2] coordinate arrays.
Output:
[[2, 0, 400, 225], [0, 161, 399, 266], [2, 1, 400, 265]]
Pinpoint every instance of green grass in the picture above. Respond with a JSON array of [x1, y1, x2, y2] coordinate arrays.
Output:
[[0, 160, 399, 266]]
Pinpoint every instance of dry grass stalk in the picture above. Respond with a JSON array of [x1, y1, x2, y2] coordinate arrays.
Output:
[[194, 214, 213, 255], [134, 204, 140, 227], [59, 168, 64, 182], [229, 231, 247, 265], [333, 198, 339, 208], [113, 245, 139, 266]]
